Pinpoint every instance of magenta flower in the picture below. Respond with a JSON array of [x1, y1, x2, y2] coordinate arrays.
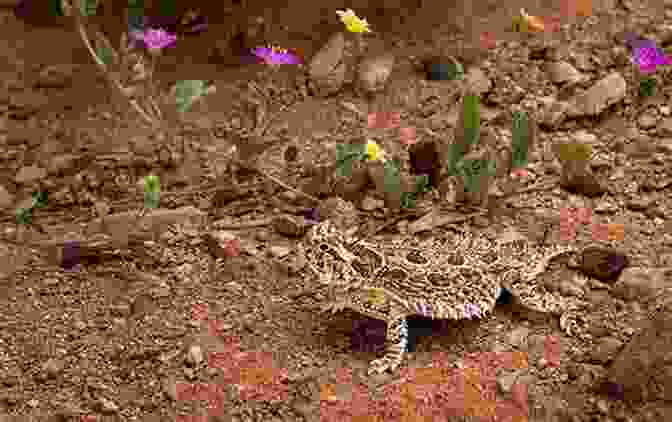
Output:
[[630, 39, 671, 73], [129, 28, 177, 52], [251, 46, 303, 65]]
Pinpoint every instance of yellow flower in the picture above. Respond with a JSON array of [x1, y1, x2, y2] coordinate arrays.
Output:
[[365, 140, 385, 162], [336, 9, 371, 33]]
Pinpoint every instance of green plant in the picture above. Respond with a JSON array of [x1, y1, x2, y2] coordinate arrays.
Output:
[[510, 111, 531, 170], [16, 191, 49, 225], [143, 175, 161, 208], [400, 175, 430, 209], [448, 94, 480, 176], [638, 76, 657, 97], [456, 158, 496, 193]]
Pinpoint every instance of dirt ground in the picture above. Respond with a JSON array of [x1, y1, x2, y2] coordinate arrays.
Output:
[[1, 0, 672, 421]]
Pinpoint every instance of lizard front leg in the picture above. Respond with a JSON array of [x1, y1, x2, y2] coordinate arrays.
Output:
[[367, 308, 409, 375]]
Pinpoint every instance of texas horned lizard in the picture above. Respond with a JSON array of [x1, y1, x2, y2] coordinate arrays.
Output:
[[301, 220, 588, 374]]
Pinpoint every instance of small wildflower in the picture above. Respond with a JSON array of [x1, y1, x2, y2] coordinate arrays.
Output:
[[479, 32, 498, 49], [251, 45, 303, 65], [367, 112, 400, 129], [191, 302, 209, 321], [464, 303, 482, 319], [223, 238, 241, 257], [630, 39, 672, 73], [575, 207, 592, 225], [591, 223, 609, 241], [130, 28, 177, 54], [510, 168, 530, 178], [365, 140, 386, 162], [398, 127, 417, 145], [336, 9, 371, 33]]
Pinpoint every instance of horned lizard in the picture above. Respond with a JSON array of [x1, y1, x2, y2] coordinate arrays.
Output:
[[301, 219, 589, 375]]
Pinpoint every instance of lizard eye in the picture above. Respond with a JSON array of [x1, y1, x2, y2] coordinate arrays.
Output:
[[319, 244, 330, 252]]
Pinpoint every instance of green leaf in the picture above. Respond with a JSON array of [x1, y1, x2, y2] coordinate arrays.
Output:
[[144, 191, 160, 209], [400, 192, 417, 209], [415, 174, 430, 194], [143, 175, 160, 193], [383, 159, 402, 194], [457, 158, 496, 193], [158, 0, 177, 17], [335, 143, 367, 178], [173, 80, 209, 113], [79, 0, 98, 17], [16, 208, 33, 225], [638, 77, 657, 97], [511, 111, 531, 169], [95, 46, 115, 66], [31, 191, 48, 209]]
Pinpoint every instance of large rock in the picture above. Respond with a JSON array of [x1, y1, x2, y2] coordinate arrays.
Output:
[[606, 310, 672, 402]]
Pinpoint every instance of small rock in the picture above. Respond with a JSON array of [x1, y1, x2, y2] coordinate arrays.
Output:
[[8, 91, 48, 119], [35, 64, 78, 89], [0, 185, 14, 209], [40, 358, 65, 379], [590, 337, 624, 364], [15, 164, 46, 184], [97, 397, 119, 413], [547, 61, 584, 84], [569, 72, 627, 117], [638, 113, 658, 129], [47, 154, 79, 175], [268, 245, 291, 258], [273, 215, 309, 238], [497, 371, 520, 393], [607, 310, 672, 402], [360, 196, 382, 211], [308, 32, 347, 97], [658, 118, 672, 136], [463, 67, 491, 96], [357, 52, 395, 95], [186, 344, 204, 366], [409, 140, 441, 187], [559, 161, 607, 198], [579, 247, 629, 282]]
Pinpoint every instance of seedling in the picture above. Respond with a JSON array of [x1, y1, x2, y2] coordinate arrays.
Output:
[[456, 158, 497, 193], [15, 191, 49, 225], [143, 174, 161, 209]]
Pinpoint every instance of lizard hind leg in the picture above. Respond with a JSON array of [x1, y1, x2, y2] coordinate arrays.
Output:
[[367, 311, 409, 375]]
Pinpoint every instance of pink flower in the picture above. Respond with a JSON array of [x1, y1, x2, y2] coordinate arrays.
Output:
[[191, 302, 209, 321], [510, 168, 529, 178], [575, 207, 592, 225], [398, 126, 417, 145], [367, 112, 401, 129], [479, 32, 498, 49]]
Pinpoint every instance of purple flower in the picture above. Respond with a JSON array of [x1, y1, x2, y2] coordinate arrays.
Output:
[[630, 39, 671, 73], [251, 46, 303, 65], [129, 28, 177, 52], [464, 303, 482, 319], [62, 240, 81, 271], [304, 208, 320, 224]]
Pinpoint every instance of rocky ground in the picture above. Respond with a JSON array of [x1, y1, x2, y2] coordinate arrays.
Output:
[[1, 0, 672, 421]]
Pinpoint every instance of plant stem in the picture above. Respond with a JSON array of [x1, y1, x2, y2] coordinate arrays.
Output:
[[72, 1, 157, 127]]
